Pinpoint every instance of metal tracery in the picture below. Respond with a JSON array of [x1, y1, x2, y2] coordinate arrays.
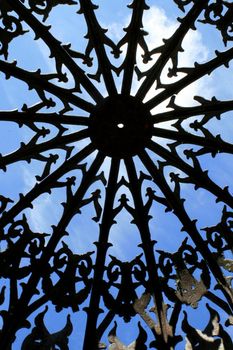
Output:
[[0, 0, 233, 349]]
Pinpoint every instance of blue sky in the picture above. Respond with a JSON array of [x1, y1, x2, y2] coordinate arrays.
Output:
[[0, 0, 233, 349]]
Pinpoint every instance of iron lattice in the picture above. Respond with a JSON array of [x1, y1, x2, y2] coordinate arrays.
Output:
[[0, 0, 233, 349]]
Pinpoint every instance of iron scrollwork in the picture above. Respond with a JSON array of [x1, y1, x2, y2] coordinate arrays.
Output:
[[0, 0, 233, 349]]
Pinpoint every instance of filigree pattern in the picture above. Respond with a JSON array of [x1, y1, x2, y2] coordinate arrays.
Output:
[[22, 306, 73, 350], [0, 0, 233, 349]]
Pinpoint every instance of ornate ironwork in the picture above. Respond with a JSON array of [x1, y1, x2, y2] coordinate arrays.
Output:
[[0, 0, 233, 349]]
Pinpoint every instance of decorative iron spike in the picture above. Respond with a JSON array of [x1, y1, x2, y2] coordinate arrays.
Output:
[[0, 0, 233, 349]]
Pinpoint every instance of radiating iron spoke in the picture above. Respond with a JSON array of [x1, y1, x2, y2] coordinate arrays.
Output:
[[6, 0, 103, 104], [0, 151, 105, 349], [79, 0, 118, 95], [147, 140, 233, 208], [121, 0, 149, 95], [145, 46, 233, 110], [83, 157, 120, 349], [0, 111, 89, 126], [43, 151, 106, 252], [0, 143, 95, 230], [152, 127, 233, 155], [152, 99, 233, 124], [1, 1, 233, 348], [125, 157, 172, 347], [136, 0, 208, 100], [139, 150, 233, 306], [0, 128, 89, 168], [0, 60, 94, 112]]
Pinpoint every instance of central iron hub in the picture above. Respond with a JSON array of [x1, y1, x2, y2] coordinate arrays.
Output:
[[89, 95, 153, 157]]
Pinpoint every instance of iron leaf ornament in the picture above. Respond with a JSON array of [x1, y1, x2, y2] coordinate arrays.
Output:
[[0, 0, 233, 349]]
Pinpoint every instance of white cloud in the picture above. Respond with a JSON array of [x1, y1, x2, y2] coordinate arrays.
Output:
[[143, 6, 178, 49], [142, 6, 212, 107], [21, 166, 62, 233], [107, 5, 213, 110]]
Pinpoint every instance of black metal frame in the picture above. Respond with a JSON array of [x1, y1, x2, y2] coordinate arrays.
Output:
[[0, 0, 233, 349]]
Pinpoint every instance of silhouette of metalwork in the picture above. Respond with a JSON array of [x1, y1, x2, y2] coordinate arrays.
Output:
[[0, 0, 233, 349]]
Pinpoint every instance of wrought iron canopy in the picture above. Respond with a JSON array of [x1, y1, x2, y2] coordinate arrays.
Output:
[[0, 0, 233, 349]]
